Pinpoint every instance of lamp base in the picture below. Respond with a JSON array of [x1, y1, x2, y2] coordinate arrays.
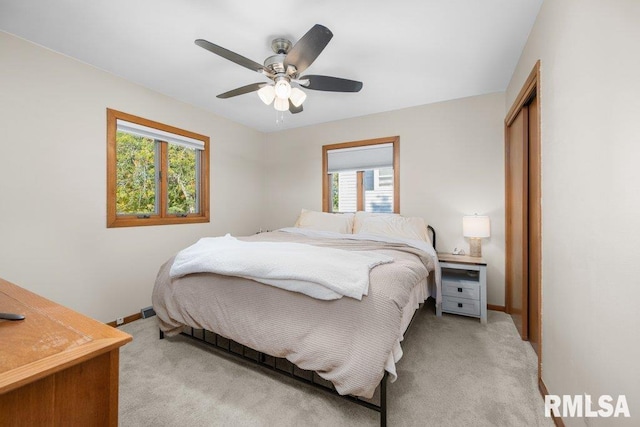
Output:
[[469, 238, 482, 258]]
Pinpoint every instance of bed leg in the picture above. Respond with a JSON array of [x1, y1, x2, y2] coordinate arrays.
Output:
[[380, 372, 388, 427], [159, 329, 165, 340]]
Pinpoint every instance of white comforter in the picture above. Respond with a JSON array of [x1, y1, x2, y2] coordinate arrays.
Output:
[[280, 227, 442, 292], [169, 234, 393, 300]]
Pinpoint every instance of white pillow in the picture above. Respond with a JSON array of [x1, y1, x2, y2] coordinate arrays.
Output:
[[352, 211, 399, 234], [294, 209, 355, 234], [358, 215, 430, 243]]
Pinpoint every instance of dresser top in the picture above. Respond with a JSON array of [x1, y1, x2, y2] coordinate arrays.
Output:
[[0, 278, 131, 393]]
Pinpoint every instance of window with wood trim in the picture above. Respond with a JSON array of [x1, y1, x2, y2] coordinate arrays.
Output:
[[107, 109, 209, 228], [322, 137, 399, 213]]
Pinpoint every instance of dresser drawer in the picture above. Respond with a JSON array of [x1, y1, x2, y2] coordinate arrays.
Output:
[[442, 296, 481, 317], [442, 280, 480, 300]]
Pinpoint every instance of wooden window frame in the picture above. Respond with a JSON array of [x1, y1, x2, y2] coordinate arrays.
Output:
[[322, 136, 400, 213], [106, 109, 210, 228]]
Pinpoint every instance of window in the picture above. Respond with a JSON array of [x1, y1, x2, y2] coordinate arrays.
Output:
[[364, 168, 394, 213], [107, 109, 209, 227], [322, 137, 399, 213]]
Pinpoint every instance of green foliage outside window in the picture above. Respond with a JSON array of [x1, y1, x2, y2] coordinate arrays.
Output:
[[116, 132, 198, 216], [116, 132, 156, 215], [332, 173, 339, 212], [167, 144, 197, 214]]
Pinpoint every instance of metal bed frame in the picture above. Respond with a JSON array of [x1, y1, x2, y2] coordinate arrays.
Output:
[[159, 225, 436, 427], [161, 327, 391, 424]]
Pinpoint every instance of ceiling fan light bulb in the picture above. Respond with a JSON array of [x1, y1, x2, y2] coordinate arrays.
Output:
[[274, 97, 289, 111], [257, 85, 275, 105], [274, 80, 292, 99], [289, 88, 307, 107]]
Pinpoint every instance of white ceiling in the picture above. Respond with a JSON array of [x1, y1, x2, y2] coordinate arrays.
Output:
[[0, 0, 542, 133]]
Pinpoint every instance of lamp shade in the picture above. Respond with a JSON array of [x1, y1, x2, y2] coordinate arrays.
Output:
[[273, 97, 289, 111], [257, 85, 275, 105], [274, 80, 292, 99], [463, 215, 490, 238], [289, 87, 307, 107]]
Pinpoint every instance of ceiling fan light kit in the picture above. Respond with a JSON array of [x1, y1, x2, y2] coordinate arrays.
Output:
[[274, 78, 292, 99], [195, 24, 362, 116], [274, 97, 289, 112], [289, 87, 306, 107], [257, 85, 275, 105]]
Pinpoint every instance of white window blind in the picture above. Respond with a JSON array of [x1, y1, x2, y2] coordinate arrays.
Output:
[[117, 119, 205, 150], [327, 143, 393, 173]]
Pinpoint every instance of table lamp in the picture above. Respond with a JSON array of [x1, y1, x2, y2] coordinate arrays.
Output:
[[463, 215, 490, 257]]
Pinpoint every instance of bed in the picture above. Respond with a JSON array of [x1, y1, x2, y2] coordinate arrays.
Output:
[[152, 212, 441, 426]]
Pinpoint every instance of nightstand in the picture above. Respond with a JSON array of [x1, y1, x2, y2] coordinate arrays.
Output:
[[438, 253, 487, 324]]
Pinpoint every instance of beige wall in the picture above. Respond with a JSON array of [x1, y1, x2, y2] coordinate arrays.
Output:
[[0, 32, 266, 322], [506, 0, 640, 423], [0, 30, 509, 320], [264, 92, 507, 306]]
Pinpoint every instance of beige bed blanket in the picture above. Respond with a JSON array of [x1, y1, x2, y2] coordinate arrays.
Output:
[[152, 231, 436, 398]]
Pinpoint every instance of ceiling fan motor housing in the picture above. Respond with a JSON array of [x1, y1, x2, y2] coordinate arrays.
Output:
[[264, 53, 287, 74], [271, 38, 292, 54], [266, 39, 299, 76]]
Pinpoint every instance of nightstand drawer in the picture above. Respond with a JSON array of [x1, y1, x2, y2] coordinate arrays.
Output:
[[442, 296, 481, 316], [442, 280, 480, 300]]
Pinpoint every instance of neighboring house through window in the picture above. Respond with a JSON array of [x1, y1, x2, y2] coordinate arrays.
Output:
[[106, 109, 210, 227], [322, 137, 399, 213]]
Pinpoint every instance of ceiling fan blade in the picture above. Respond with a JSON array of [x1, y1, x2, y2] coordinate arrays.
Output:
[[300, 75, 363, 92], [284, 24, 333, 74], [289, 100, 303, 114], [195, 39, 267, 73], [217, 83, 266, 99]]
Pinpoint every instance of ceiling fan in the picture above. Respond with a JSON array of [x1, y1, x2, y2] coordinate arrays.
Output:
[[195, 24, 363, 114]]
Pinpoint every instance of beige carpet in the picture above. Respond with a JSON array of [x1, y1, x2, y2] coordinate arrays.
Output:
[[118, 302, 553, 426]]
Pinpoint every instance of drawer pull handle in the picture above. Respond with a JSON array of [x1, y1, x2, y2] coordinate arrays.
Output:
[[457, 303, 463, 308], [458, 287, 462, 292]]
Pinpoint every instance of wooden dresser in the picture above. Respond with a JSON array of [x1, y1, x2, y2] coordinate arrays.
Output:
[[0, 278, 132, 426]]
